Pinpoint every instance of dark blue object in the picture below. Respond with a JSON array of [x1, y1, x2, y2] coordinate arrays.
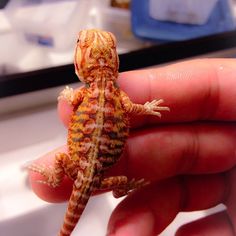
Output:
[[131, 0, 236, 41], [24, 33, 54, 47]]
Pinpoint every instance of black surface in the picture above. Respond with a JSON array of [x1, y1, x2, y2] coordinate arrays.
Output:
[[1, 30, 236, 98], [0, 0, 10, 9]]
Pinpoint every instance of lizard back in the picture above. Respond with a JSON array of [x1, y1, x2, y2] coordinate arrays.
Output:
[[68, 74, 129, 170]]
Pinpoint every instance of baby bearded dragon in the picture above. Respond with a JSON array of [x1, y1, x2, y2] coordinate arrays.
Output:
[[29, 29, 169, 236]]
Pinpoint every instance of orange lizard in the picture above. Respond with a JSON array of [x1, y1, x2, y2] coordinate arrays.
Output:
[[29, 29, 170, 236]]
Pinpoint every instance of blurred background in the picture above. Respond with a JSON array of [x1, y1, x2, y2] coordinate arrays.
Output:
[[0, 0, 235, 235], [1, 0, 236, 98]]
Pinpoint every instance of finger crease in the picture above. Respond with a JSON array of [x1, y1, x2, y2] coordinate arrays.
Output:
[[180, 125, 200, 173], [223, 171, 232, 204], [178, 175, 189, 211], [200, 68, 220, 120]]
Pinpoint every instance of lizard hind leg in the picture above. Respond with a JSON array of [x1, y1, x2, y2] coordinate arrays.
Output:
[[28, 152, 77, 188], [99, 176, 149, 198]]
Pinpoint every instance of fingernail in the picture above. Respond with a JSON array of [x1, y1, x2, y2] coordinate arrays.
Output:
[[106, 211, 154, 236]]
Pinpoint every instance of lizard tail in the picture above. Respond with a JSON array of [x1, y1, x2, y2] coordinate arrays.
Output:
[[58, 177, 94, 236]]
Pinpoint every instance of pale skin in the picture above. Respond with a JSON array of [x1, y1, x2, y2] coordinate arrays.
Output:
[[29, 58, 236, 236]]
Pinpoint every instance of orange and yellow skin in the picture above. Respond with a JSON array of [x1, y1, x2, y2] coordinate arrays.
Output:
[[29, 29, 169, 236]]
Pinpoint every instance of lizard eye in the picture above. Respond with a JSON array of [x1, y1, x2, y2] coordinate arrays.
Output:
[[77, 39, 80, 43]]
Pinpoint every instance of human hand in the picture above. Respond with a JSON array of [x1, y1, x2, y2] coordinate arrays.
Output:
[[29, 59, 236, 236]]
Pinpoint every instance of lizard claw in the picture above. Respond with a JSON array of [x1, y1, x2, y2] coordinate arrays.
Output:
[[36, 179, 59, 188], [128, 178, 150, 189], [27, 163, 60, 188], [113, 178, 150, 198], [58, 86, 74, 104], [27, 163, 46, 175], [144, 99, 170, 117]]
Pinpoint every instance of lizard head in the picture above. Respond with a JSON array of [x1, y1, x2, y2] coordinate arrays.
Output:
[[74, 29, 119, 84]]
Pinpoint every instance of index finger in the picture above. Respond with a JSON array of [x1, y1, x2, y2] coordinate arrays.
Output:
[[58, 58, 236, 127]]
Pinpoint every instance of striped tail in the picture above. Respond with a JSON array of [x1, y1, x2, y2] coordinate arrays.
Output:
[[58, 172, 94, 236]]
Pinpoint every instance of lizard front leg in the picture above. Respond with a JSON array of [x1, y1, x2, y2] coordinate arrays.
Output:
[[99, 176, 149, 198], [58, 86, 85, 108], [121, 91, 170, 117]]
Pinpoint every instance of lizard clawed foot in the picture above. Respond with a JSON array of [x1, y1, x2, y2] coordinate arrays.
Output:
[[58, 86, 74, 104], [128, 178, 150, 189], [27, 163, 47, 175], [113, 178, 149, 198], [27, 163, 60, 188], [144, 99, 170, 117]]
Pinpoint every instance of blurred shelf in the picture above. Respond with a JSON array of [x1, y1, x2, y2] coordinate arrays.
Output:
[[1, 30, 236, 98]]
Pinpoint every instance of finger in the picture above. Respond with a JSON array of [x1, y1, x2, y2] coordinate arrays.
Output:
[[175, 211, 234, 236], [107, 174, 227, 236], [28, 123, 236, 202], [119, 58, 236, 126], [107, 123, 236, 181], [58, 58, 236, 128]]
